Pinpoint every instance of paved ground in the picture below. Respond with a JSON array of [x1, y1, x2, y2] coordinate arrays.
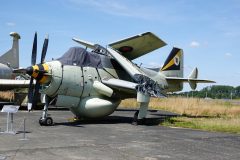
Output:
[[0, 109, 240, 160]]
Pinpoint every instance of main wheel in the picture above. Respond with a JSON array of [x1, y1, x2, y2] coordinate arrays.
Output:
[[131, 110, 139, 125], [39, 117, 53, 126]]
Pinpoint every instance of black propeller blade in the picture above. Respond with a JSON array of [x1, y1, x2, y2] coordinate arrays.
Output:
[[32, 32, 37, 65], [27, 32, 38, 111], [27, 77, 34, 111], [32, 82, 40, 109], [41, 35, 48, 64]]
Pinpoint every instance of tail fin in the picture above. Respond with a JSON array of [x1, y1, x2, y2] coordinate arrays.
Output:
[[0, 32, 20, 68], [160, 47, 183, 78], [188, 67, 198, 90]]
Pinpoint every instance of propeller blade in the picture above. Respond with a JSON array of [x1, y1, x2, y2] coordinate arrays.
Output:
[[41, 35, 49, 64], [32, 82, 40, 110], [27, 77, 34, 111], [32, 32, 37, 65], [13, 68, 27, 74]]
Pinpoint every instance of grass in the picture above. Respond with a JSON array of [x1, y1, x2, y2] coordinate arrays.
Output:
[[0, 91, 14, 101], [163, 117, 240, 134], [120, 97, 240, 134]]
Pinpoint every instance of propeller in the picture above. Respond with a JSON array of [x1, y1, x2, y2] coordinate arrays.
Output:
[[27, 32, 37, 111], [26, 32, 49, 111]]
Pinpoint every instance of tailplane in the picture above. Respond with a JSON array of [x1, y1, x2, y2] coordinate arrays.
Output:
[[165, 67, 215, 91], [0, 32, 20, 68]]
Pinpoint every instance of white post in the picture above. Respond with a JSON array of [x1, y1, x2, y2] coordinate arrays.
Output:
[[6, 112, 9, 133], [23, 118, 26, 139], [19, 118, 29, 141], [10, 113, 13, 132]]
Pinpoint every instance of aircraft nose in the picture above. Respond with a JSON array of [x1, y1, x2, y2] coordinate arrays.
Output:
[[26, 64, 50, 84], [26, 66, 33, 75], [26, 65, 39, 78]]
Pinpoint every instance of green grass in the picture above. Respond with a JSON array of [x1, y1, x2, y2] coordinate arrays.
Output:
[[162, 117, 240, 134]]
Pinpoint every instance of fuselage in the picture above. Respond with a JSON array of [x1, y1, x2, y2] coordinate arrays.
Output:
[[41, 48, 134, 118], [38, 47, 173, 118], [0, 63, 13, 79]]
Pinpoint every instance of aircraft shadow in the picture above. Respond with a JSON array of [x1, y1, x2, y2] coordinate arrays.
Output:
[[54, 113, 178, 127]]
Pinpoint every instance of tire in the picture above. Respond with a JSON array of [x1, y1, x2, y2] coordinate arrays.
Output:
[[45, 117, 53, 126], [39, 117, 53, 126]]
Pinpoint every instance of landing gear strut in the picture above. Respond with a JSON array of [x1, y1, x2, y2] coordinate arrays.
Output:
[[39, 95, 53, 126], [132, 110, 147, 125], [132, 92, 150, 125], [132, 110, 139, 125]]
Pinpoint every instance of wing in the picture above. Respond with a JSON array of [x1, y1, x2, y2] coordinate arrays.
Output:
[[72, 38, 95, 49], [102, 78, 137, 91], [0, 79, 31, 90], [108, 32, 167, 60], [107, 47, 165, 97], [102, 78, 138, 98]]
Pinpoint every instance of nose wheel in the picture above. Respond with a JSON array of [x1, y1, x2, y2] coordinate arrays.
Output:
[[39, 117, 53, 126]]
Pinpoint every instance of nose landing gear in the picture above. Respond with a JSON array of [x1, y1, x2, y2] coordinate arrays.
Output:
[[39, 117, 53, 126], [39, 95, 54, 126]]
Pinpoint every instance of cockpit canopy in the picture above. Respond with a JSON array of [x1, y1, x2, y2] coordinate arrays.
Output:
[[57, 47, 103, 68]]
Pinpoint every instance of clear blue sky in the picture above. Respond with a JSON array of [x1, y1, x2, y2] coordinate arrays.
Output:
[[0, 0, 239, 91]]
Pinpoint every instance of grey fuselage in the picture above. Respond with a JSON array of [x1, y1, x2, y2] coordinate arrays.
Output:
[[41, 48, 171, 118], [0, 63, 13, 79]]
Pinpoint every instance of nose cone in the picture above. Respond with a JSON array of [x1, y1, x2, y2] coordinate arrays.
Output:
[[25, 63, 50, 84], [26, 66, 33, 75]]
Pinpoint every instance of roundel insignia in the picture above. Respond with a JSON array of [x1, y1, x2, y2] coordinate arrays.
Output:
[[118, 46, 133, 53], [174, 55, 180, 66]]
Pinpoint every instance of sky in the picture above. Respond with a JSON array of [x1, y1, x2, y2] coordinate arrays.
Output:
[[0, 0, 240, 91]]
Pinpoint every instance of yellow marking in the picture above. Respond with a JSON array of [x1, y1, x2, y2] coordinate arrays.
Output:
[[32, 65, 39, 78], [67, 117, 80, 122], [39, 76, 48, 84], [161, 59, 175, 71], [161, 52, 181, 71], [42, 63, 49, 72], [39, 64, 50, 84]]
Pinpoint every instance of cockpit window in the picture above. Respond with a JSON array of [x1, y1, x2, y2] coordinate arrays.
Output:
[[57, 47, 103, 68]]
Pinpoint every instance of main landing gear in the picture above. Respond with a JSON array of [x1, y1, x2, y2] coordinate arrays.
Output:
[[39, 95, 54, 126], [132, 92, 150, 125], [132, 110, 147, 125]]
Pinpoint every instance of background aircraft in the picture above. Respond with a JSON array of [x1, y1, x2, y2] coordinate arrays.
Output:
[[13, 32, 214, 126], [0, 32, 20, 79], [0, 32, 31, 91]]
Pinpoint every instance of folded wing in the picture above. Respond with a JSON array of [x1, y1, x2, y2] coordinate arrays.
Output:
[[108, 32, 167, 60], [0, 79, 31, 90]]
